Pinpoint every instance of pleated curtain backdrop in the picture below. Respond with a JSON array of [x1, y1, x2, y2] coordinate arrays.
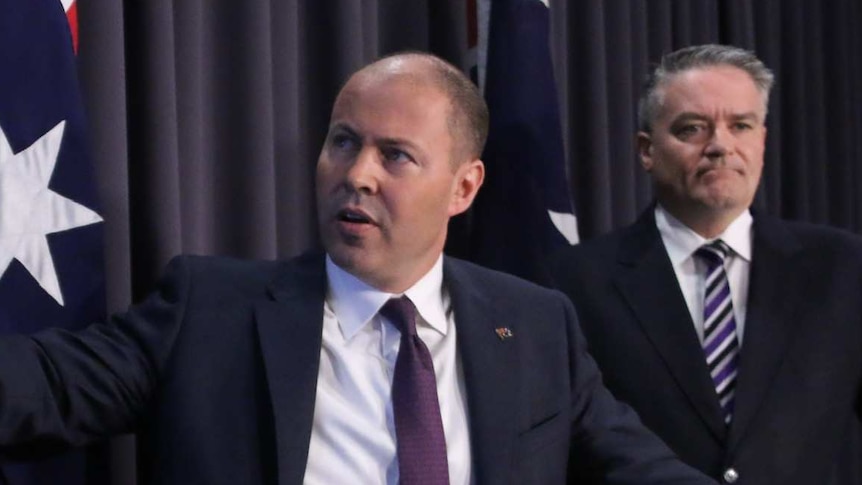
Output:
[[70, 0, 862, 483]]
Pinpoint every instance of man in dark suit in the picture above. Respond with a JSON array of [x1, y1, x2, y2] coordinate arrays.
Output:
[[0, 53, 712, 484], [550, 44, 862, 485]]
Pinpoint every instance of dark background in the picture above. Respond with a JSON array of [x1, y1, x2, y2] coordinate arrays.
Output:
[[74, 1, 862, 482]]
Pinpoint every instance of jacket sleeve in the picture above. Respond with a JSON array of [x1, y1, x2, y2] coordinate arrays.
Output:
[[0, 256, 193, 455]]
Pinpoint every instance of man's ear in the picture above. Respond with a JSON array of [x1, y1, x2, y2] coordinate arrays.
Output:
[[448, 159, 485, 217], [637, 131, 655, 172]]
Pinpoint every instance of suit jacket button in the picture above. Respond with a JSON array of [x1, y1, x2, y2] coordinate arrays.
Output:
[[722, 468, 739, 483]]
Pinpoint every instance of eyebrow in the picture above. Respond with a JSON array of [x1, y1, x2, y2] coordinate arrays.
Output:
[[328, 122, 360, 138], [328, 122, 423, 154], [672, 111, 761, 123], [728, 112, 761, 122], [671, 112, 709, 124], [377, 137, 421, 153]]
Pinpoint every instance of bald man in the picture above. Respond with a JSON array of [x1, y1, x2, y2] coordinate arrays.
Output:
[[0, 53, 712, 484]]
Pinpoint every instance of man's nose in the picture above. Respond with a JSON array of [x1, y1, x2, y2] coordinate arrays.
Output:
[[704, 126, 734, 159], [343, 148, 379, 194]]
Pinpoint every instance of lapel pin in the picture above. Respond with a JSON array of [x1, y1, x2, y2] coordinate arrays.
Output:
[[495, 327, 514, 340]]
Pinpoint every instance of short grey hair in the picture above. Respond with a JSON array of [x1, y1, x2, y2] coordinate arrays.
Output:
[[637, 44, 775, 132]]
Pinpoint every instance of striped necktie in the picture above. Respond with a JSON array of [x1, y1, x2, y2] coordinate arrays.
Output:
[[696, 240, 740, 424]]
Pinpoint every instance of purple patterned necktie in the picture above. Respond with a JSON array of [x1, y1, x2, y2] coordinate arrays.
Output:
[[380, 296, 450, 485], [696, 240, 740, 424]]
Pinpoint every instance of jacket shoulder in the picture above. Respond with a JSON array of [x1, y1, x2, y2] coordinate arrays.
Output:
[[547, 225, 638, 284], [757, 216, 862, 262], [444, 256, 569, 303], [156, 251, 324, 300]]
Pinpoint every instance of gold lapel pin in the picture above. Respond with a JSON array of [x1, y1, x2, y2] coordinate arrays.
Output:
[[495, 327, 514, 340]]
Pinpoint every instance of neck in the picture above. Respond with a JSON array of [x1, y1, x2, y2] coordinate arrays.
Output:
[[661, 204, 744, 239], [360, 256, 443, 295]]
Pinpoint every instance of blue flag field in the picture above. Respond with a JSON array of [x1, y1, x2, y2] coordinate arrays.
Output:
[[469, 0, 578, 285], [0, 0, 105, 483]]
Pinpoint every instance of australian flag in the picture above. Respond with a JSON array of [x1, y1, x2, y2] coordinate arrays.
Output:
[[0, 0, 106, 483], [468, 0, 578, 286]]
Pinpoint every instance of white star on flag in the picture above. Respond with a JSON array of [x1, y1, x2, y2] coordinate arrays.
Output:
[[0, 121, 102, 306], [548, 210, 579, 245]]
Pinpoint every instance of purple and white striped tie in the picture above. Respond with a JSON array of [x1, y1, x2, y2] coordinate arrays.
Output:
[[696, 240, 740, 424]]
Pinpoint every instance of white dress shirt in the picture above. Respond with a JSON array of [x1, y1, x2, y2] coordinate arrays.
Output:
[[655, 205, 753, 344], [303, 255, 473, 484]]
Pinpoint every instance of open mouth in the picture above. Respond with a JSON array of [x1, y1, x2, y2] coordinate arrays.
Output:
[[337, 209, 372, 225]]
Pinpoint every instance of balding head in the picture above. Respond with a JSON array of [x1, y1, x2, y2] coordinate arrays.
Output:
[[343, 52, 489, 165], [316, 51, 486, 292]]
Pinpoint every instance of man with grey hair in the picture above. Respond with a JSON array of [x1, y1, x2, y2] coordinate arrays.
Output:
[[551, 44, 862, 485]]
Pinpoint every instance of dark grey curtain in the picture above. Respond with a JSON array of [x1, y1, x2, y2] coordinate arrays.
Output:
[[74, 0, 862, 483]]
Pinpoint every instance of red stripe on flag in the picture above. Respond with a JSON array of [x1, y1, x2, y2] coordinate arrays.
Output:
[[66, 1, 78, 55], [466, 0, 477, 48]]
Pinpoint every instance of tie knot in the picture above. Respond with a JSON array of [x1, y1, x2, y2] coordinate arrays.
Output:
[[695, 240, 730, 267], [380, 296, 418, 337]]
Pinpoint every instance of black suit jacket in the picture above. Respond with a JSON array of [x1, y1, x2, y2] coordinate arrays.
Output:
[[550, 209, 862, 485], [0, 252, 711, 484]]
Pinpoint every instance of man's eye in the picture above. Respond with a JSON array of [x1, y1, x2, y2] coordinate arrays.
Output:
[[673, 123, 709, 140], [732, 122, 754, 131], [676, 124, 702, 136], [382, 147, 411, 163], [331, 134, 357, 150]]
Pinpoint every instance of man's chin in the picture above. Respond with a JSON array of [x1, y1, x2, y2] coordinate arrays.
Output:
[[661, 192, 747, 219], [326, 245, 373, 275], [326, 246, 357, 268], [699, 191, 750, 211]]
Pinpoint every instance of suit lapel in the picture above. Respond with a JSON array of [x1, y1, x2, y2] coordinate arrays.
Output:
[[727, 216, 805, 449], [444, 258, 518, 485], [255, 253, 326, 485], [613, 212, 728, 441]]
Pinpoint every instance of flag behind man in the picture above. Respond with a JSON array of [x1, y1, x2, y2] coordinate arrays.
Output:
[[0, 0, 105, 483], [467, 0, 578, 285]]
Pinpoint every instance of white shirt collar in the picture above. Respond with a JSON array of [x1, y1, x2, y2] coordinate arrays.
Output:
[[655, 204, 753, 264], [325, 255, 449, 341]]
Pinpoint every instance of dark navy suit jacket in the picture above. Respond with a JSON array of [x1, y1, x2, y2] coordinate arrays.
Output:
[[550, 210, 862, 485], [0, 252, 711, 484]]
